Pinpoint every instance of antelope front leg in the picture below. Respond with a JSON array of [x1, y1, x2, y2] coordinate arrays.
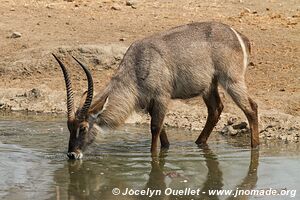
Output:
[[150, 124, 162, 157], [149, 99, 168, 157], [150, 116, 166, 156], [160, 127, 170, 149]]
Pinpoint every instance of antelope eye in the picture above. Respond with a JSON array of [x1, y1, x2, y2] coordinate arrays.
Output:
[[79, 126, 86, 132]]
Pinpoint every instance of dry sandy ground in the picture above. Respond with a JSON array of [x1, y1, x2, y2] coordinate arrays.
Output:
[[0, 0, 299, 142]]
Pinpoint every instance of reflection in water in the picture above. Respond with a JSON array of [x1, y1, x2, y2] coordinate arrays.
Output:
[[198, 148, 224, 200], [55, 160, 111, 200], [227, 149, 259, 200], [1, 120, 298, 200], [145, 152, 167, 200], [67, 160, 105, 200], [145, 148, 259, 200], [55, 147, 259, 200]]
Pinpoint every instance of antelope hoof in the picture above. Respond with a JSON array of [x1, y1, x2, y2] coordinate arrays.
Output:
[[67, 152, 83, 160], [251, 143, 260, 149], [161, 143, 170, 150], [151, 150, 159, 158], [195, 141, 208, 149]]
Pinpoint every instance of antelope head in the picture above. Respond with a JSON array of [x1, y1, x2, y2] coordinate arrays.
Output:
[[53, 54, 95, 159]]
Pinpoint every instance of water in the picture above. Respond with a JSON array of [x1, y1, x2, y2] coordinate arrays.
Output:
[[0, 117, 299, 200]]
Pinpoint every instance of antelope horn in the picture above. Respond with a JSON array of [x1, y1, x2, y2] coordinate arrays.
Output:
[[52, 53, 75, 121], [72, 56, 94, 119]]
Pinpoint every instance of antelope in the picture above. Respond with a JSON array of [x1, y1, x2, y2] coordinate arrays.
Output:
[[53, 21, 259, 159]]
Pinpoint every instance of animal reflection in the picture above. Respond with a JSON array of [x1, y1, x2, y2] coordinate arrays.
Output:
[[54, 148, 259, 200], [145, 148, 258, 200]]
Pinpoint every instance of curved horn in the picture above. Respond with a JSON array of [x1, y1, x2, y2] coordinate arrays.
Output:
[[72, 56, 94, 119], [52, 53, 75, 121]]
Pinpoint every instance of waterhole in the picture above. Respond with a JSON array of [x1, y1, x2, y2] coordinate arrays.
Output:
[[0, 116, 299, 200]]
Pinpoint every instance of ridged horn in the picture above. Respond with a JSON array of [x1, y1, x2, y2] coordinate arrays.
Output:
[[52, 53, 75, 121], [72, 56, 94, 119]]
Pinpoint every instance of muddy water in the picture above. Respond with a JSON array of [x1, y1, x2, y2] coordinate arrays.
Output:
[[0, 117, 299, 200]]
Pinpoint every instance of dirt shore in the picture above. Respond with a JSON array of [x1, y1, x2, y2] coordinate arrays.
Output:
[[0, 0, 299, 142]]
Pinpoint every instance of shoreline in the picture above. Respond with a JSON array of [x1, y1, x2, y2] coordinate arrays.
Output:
[[1, 99, 299, 143]]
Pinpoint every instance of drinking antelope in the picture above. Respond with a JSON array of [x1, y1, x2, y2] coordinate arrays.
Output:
[[53, 21, 259, 159]]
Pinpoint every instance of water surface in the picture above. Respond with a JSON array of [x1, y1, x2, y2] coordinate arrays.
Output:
[[0, 117, 299, 200]]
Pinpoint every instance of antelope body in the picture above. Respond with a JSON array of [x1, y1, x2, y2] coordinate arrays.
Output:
[[53, 22, 259, 159]]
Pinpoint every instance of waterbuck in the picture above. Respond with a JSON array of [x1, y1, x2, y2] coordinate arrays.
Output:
[[53, 21, 259, 159]]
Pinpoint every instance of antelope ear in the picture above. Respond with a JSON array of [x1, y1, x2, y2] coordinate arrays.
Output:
[[100, 96, 109, 113], [90, 96, 109, 119]]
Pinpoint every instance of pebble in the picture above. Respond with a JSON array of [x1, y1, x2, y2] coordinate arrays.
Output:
[[232, 122, 248, 129], [0, 100, 5, 108], [126, 0, 137, 8], [227, 117, 237, 125], [27, 88, 42, 98], [243, 7, 251, 13], [111, 4, 121, 10], [10, 32, 22, 38], [126, 0, 135, 6], [221, 125, 237, 136], [46, 4, 54, 9], [229, 127, 239, 136], [249, 62, 255, 66]]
